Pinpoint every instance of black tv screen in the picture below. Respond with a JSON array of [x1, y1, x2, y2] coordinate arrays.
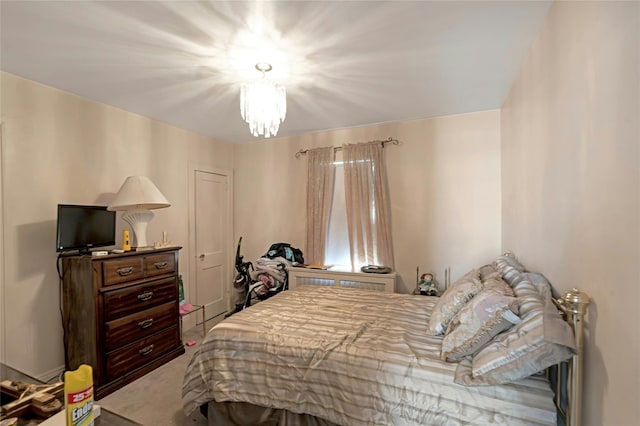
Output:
[[56, 204, 116, 253]]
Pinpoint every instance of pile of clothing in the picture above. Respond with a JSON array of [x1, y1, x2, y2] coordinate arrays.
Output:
[[249, 242, 304, 297], [250, 256, 290, 296]]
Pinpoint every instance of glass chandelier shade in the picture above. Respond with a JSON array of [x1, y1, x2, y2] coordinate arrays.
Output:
[[240, 63, 287, 138]]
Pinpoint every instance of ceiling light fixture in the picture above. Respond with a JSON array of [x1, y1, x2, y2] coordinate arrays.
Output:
[[240, 62, 286, 138]]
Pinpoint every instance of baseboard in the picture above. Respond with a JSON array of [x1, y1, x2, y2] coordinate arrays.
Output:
[[36, 364, 65, 383]]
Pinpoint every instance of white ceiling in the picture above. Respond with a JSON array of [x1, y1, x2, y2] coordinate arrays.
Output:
[[0, 1, 552, 144]]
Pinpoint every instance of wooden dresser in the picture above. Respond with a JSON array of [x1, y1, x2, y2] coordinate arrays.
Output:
[[61, 247, 185, 398]]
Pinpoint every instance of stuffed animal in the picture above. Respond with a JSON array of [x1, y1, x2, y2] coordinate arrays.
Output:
[[417, 273, 438, 296]]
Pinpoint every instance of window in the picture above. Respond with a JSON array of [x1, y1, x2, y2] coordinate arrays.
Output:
[[324, 159, 351, 270], [307, 142, 393, 271]]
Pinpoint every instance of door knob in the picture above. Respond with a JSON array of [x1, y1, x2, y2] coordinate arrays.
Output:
[[199, 254, 205, 260]]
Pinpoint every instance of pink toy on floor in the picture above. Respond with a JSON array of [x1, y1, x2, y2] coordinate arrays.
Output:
[[179, 303, 194, 315]]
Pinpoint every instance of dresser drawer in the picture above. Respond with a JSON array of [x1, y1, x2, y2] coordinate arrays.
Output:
[[102, 257, 144, 286], [104, 302, 178, 351], [103, 277, 177, 322], [144, 252, 176, 278], [105, 325, 180, 382]]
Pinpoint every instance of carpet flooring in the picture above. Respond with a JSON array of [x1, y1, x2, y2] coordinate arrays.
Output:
[[98, 315, 224, 426]]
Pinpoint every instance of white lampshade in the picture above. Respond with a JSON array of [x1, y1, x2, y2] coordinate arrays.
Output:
[[108, 176, 171, 248], [108, 176, 170, 211]]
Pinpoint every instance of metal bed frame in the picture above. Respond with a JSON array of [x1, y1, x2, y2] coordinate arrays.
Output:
[[553, 288, 590, 426]]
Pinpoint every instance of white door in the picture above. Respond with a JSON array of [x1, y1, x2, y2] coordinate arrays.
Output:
[[194, 170, 229, 319]]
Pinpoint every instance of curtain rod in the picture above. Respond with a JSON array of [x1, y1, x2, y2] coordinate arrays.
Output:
[[294, 137, 400, 159]]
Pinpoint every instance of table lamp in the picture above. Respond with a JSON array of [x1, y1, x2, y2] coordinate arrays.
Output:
[[108, 176, 171, 249]]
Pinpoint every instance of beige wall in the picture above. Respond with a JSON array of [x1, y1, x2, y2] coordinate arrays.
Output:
[[501, 1, 639, 424], [235, 110, 502, 294], [0, 72, 233, 378]]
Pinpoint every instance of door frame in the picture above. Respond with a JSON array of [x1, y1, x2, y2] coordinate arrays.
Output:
[[187, 163, 234, 324]]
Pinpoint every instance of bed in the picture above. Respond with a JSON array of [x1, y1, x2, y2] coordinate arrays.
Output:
[[182, 254, 589, 426]]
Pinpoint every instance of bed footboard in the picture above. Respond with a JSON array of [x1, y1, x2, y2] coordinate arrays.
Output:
[[553, 288, 590, 426]]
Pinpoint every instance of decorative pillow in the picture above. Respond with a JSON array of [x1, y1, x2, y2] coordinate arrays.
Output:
[[454, 273, 576, 386], [482, 276, 511, 293], [478, 263, 501, 281], [427, 270, 482, 336], [495, 254, 525, 273], [441, 284, 520, 362], [522, 272, 553, 300], [494, 254, 526, 286]]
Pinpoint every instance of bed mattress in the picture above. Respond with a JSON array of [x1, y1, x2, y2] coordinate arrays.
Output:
[[183, 286, 556, 425]]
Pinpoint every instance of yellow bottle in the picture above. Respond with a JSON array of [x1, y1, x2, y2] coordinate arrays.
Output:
[[122, 229, 131, 251], [64, 364, 94, 426]]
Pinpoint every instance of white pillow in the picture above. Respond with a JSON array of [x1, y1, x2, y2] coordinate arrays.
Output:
[[427, 270, 482, 336], [454, 273, 576, 385], [441, 280, 520, 362]]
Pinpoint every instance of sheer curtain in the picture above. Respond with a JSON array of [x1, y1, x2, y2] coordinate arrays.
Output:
[[305, 147, 335, 265], [342, 142, 394, 270]]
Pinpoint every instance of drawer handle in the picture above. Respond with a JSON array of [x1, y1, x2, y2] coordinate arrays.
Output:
[[138, 318, 154, 329], [117, 267, 134, 276], [137, 291, 154, 302], [154, 261, 168, 269], [139, 344, 154, 356]]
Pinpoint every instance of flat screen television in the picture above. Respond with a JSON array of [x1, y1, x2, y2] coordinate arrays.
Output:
[[56, 204, 116, 254]]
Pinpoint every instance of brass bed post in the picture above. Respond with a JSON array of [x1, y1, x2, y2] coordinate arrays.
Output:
[[557, 288, 590, 426]]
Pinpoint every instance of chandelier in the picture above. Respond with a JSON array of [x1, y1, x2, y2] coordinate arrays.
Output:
[[240, 62, 287, 138]]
